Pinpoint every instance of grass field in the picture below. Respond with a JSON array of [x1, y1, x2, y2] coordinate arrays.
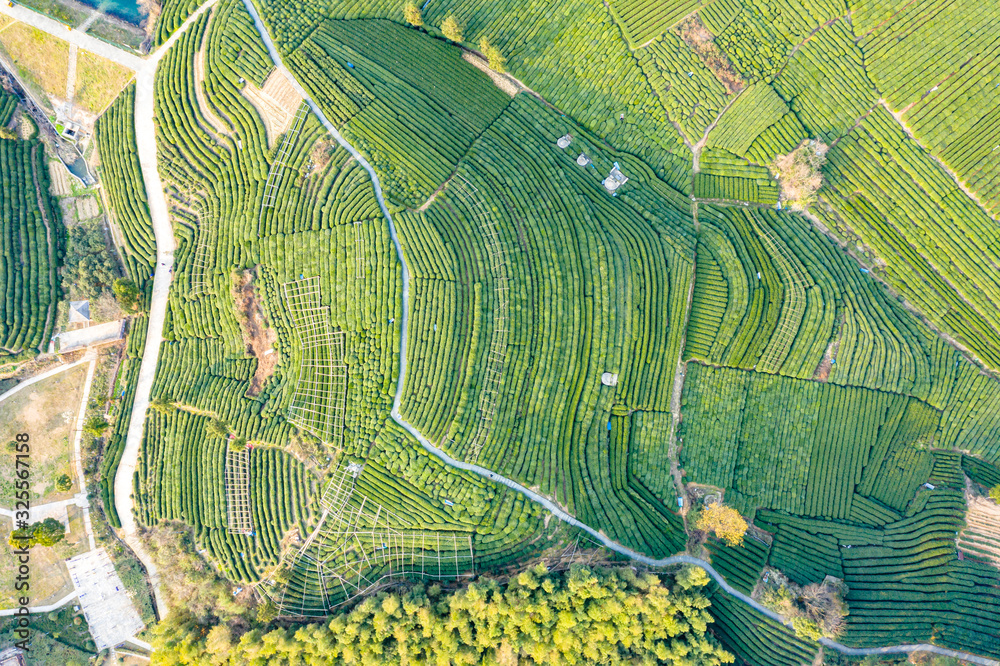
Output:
[[0, 365, 87, 506], [0, 23, 69, 101], [74, 49, 134, 114]]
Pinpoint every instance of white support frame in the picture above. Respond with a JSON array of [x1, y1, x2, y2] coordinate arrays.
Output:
[[276, 464, 474, 616], [452, 176, 510, 463], [225, 447, 253, 535], [189, 200, 214, 297], [354, 220, 366, 280], [282, 277, 349, 447], [258, 104, 309, 230]]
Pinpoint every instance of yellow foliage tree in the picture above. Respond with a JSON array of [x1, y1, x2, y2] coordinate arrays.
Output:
[[990, 484, 1000, 504], [441, 15, 463, 42], [403, 1, 422, 27], [478, 36, 506, 73], [695, 502, 748, 547]]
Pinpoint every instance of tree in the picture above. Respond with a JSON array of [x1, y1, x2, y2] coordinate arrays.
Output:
[[112, 278, 140, 314], [695, 501, 748, 547], [151, 564, 736, 664], [55, 473, 73, 492], [229, 437, 247, 452], [478, 36, 506, 73], [990, 485, 1000, 504], [150, 396, 177, 415], [675, 564, 711, 590], [205, 418, 230, 440], [9, 518, 66, 548], [403, 1, 422, 27], [83, 415, 110, 438], [771, 139, 828, 210], [62, 222, 117, 300], [441, 15, 463, 42]]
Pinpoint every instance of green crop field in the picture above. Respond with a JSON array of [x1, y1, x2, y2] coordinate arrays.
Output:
[[59, 0, 1000, 660], [0, 127, 60, 355]]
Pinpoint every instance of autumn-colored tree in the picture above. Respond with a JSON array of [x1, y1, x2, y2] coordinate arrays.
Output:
[[696, 501, 748, 547], [675, 563, 711, 590], [478, 36, 506, 73], [403, 1, 422, 27], [990, 484, 1000, 504], [771, 139, 828, 210], [441, 15, 463, 42], [151, 564, 735, 664]]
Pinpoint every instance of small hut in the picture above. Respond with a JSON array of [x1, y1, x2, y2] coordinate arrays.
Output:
[[602, 163, 629, 193]]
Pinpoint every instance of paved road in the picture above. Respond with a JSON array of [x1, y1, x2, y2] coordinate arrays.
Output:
[[0, 355, 91, 404], [242, 3, 1000, 664], [0, 591, 77, 617], [0, 3, 144, 71], [111, 0, 218, 622]]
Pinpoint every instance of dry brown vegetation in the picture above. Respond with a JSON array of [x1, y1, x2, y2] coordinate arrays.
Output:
[[0, 23, 70, 101], [231, 269, 277, 397], [676, 17, 744, 95], [772, 139, 829, 210], [74, 49, 133, 115], [754, 569, 847, 640]]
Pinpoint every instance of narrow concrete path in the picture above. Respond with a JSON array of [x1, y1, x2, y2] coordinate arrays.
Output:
[[112, 0, 218, 621], [70, 350, 98, 551], [66, 43, 78, 103], [0, 355, 91, 404], [242, 3, 997, 664], [0, 591, 77, 617], [0, 3, 144, 70]]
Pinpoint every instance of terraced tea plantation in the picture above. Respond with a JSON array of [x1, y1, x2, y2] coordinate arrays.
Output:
[[82, 0, 1000, 660]]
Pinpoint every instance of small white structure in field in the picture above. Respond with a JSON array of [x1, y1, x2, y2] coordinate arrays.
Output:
[[601, 372, 618, 386], [576, 153, 591, 167], [556, 134, 572, 149], [602, 163, 628, 193], [69, 300, 91, 325]]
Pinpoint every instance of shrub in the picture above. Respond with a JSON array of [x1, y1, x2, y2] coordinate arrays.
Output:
[[403, 1, 422, 27], [55, 473, 73, 491], [83, 416, 110, 437], [441, 15, 462, 42], [478, 36, 505, 73]]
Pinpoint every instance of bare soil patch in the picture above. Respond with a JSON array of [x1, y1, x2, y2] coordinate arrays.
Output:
[[677, 16, 744, 95], [461, 51, 517, 98], [958, 483, 1000, 570], [48, 159, 72, 197], [232, 269, 277, 397], [241, 69, 302, 147]]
